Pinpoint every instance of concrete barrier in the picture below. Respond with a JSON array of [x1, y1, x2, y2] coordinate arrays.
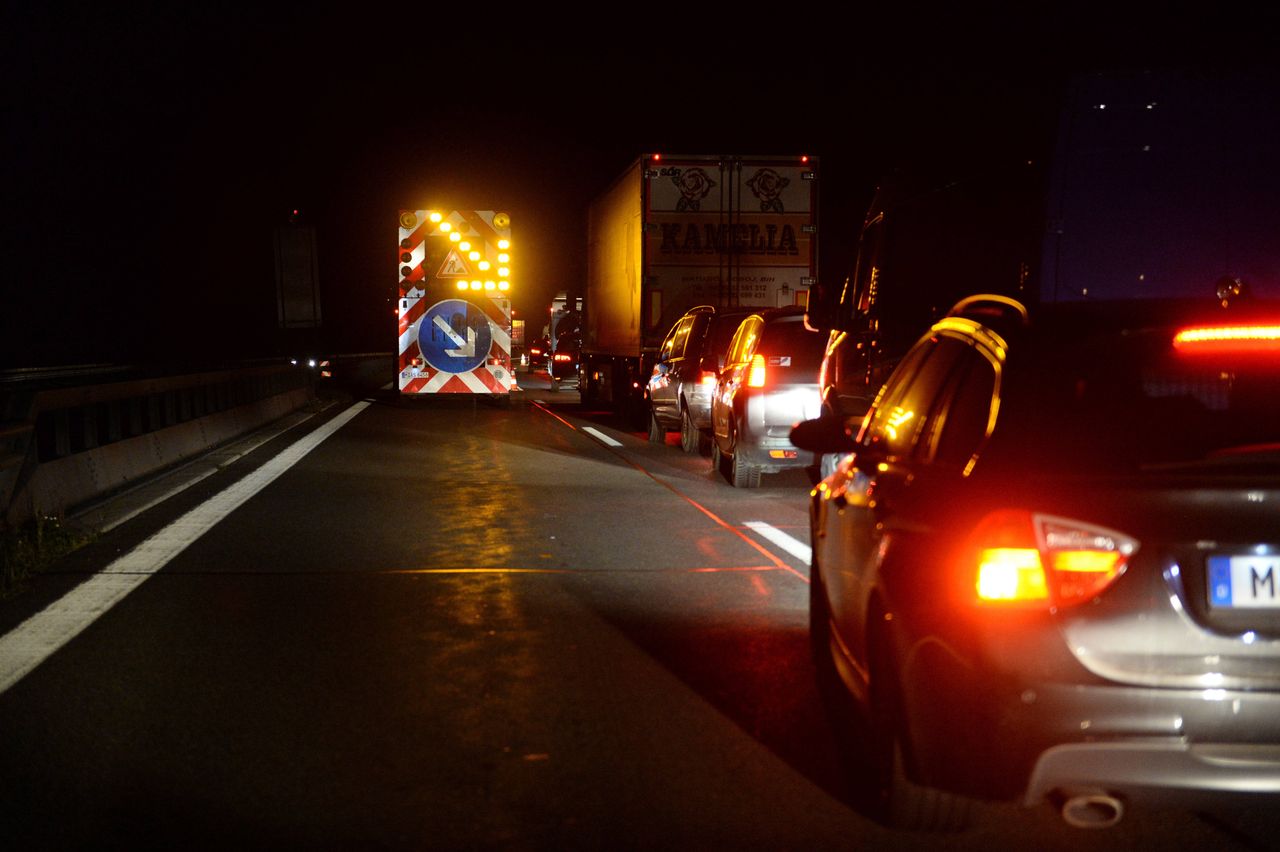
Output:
[[2, 365, 315, 529]]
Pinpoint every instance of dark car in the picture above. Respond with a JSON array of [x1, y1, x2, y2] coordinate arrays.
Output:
[[646, 305, 754, 454], [709, 306, 825, 487], [792, 294, 1280, 830], [526, 335, 550, 371], [548, 318, 582, 387]]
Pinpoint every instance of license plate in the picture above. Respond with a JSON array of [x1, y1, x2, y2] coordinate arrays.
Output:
[[1207, 555, 1280, 608]]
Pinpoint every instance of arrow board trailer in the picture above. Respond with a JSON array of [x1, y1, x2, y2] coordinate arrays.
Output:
[[397, 209, 515, 395]]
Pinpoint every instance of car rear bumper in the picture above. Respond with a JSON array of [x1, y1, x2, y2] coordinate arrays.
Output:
[[901, 641, 1280, 804], [1024, 740, 1280, 806]]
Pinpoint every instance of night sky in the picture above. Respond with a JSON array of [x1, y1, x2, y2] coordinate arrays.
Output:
[[6, 4, 1278, 368]]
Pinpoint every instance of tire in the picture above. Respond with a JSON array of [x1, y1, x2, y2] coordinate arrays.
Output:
[[647, 407, 665, 444], [730, 445, 761, 488], [809, 555, 838, 686], [711, 439, 723, 474], [868, 626, 973, 832], [679, 406, 700, 454]]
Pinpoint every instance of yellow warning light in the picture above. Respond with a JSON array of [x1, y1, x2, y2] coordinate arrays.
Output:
[[485, 280, 497, 290], [470, 280, 482, 290], [459, 241, 471, 251], [449, 232, 461, 242], [498, 267, 510, 277], [498, 281, 510, 291], [498, 253, 510, 263], [440, 222, 452, 232], [478, 260, 491, 271], [468, 251, 480, 261], [498, 239, 510, 250], [429, 212, 443, 223], [456, 281, 468, 290]]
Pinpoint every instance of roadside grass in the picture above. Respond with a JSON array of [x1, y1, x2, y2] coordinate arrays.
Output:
[[1, 515, 95, 600]]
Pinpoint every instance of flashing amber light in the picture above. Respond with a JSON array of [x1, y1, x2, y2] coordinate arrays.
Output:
[[1173, 325, 1280, 354], [470, 280, 482, 290], [498, 239, 510, 250], [484, 281, 497, 291], [456, 281, 468, 291], [450, 232, 461, 243], [459, 241, 471, 251], [748, 353, 766, 387], [972, 510, 1135, 607], [469, 251, 481, 261], [429, 212, 443, 223], [440, 222, 452, 232], [478, 260, 491, 271], [498, 281, 510, 291], [498, 253, 510, 264]]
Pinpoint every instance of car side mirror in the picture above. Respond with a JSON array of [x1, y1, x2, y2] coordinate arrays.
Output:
[[790, 414, 858, 454]]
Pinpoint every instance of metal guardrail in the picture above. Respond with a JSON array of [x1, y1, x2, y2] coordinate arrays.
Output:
[[0, 360, 321, 530]]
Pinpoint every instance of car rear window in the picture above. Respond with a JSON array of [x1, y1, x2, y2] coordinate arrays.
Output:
[[992, 322, 1280, 474], [758, 316, 825, 379]]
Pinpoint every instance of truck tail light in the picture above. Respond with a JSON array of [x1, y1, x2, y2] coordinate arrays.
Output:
[[747, 354, 766, 388], [970, 510, 1136, 608]]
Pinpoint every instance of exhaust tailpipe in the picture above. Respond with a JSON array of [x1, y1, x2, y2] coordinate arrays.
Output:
[[1058, 790, 1125, 829]]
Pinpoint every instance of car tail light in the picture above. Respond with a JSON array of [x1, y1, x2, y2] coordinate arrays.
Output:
[[970, 510, 1137, 608], [747, 354, 766, 387], [700, 368, 717, 387], [554, 353, 573, 362]]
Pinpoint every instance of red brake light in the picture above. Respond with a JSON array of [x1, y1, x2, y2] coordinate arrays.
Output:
[[747, 353, 766, 388], [971, 510, 1136, 608], [1173, 324, 1280, 355]]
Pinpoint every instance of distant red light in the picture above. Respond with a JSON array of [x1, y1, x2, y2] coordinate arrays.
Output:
[[652, 153, 662, 162], [800, 155, 809, 163]]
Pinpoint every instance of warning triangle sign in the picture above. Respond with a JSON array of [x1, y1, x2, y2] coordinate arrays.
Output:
[[437, 251, 471, 278]]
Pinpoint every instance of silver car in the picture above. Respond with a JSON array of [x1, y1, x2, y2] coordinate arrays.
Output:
[[647, 305, 754, 454], [792, 295, 1280, 831], [709, 306, 824, 487]]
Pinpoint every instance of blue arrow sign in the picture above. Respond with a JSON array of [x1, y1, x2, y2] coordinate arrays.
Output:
[[418, 299, 493, 374]]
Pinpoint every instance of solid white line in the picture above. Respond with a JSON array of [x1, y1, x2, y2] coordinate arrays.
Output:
[[0, 400, 371, 696], [744, 521, 812, 565], [582, 426, 622, 447]]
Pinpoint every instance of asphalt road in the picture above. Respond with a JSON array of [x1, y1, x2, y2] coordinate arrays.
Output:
[[0, 369, 1275, 850]]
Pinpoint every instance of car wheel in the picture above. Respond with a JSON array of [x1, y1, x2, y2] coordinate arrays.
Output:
[[730, 441, 761, 488], [868, 626, 973, 832], [809, 553, 839, 692], [679, 406, 700, 454], [647, 407, 665, 444]]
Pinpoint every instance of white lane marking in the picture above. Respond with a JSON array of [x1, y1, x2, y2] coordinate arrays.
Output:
[[744, 521, 812, 565], [582, 427, 622, 447], [93, 404, 335, 534], [0, 400, 371, 696]]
